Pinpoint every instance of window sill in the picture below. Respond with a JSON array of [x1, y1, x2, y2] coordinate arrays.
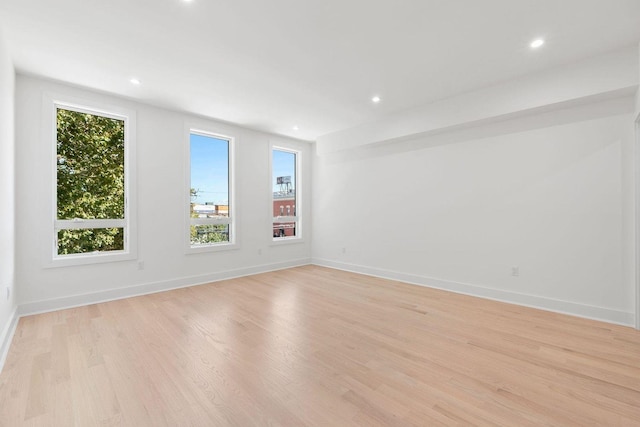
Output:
[[186, 242, 240, 254], [46, 251, 136, 268], [270, 236, 305, 247]]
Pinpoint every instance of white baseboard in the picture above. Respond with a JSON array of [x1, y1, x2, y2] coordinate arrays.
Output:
[[312, 258, 635, 327], [0, 307, 19, 373], [18, 258, 312, 317]]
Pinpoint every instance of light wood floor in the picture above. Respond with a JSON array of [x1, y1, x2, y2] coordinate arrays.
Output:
[[1, 266, 639, 426]]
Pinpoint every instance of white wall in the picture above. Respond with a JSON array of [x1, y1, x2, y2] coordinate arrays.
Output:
[[636, 42, 640, 116], [15, 75, 311, 313], [0, 29, 17, 364], [312, 96, 636, 325], [635, 41, 640, 329]]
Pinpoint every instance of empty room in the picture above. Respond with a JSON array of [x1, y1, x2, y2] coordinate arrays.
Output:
[[1, 0, 640, 425]]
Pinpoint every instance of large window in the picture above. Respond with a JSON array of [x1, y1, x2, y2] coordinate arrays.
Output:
[[54, 104, 131, 259], [188, 131, 234, 249], [272, 148, 299, 240]]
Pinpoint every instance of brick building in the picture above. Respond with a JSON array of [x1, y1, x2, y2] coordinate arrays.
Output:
[[273, 190, 296, 238]]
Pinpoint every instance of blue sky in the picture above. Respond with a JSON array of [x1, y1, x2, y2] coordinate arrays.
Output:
[[190, 135, 297, 204], [272, 150, 296, 192], [190, 133, 229, 205]]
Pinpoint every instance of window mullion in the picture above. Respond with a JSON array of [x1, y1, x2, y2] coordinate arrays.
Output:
[[56, 219, 126, 230]]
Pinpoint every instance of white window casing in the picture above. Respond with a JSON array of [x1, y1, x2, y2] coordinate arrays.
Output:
[[44, 95, 137, 267], [186, 127, 238, 253]]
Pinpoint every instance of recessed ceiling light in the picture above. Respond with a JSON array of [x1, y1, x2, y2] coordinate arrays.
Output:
[[372, 96, 381, 104], [292, 125, 299, 131], [530, 38, 545, 49], [130, 78, 141, 85]]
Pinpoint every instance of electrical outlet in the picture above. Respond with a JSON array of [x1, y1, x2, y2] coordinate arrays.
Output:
[[511, 266, 520, 277], [341, 247, 346, 254], [258, 248, 262, 255], [137, 261, 145, 270]]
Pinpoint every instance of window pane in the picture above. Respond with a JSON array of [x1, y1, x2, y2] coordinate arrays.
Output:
[[190, 224, 230, 245], [190, 133, 231, 246], [272, 221, 296, 238], [56, 108, 125, 220], [273, 150, 296, 238], [58, 228, 124, 255]]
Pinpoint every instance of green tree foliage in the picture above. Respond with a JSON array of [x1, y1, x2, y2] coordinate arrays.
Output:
[[57, 228, 124, 255], [191, 224, 229, 244], [56, 108, 125, 254]]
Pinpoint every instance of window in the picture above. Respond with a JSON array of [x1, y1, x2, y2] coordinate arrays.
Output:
[[272, 148, 299, 240], [188, 130, 234, 250], [54, 104, 133, 260]]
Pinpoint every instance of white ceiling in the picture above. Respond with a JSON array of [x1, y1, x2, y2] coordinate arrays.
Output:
[[1, 0, 639, 141]]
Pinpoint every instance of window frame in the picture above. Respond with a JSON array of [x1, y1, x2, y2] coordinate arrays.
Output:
[[270, 144, 303, 245], [185, 127, 238, 254], [45, 96, 137, 267]]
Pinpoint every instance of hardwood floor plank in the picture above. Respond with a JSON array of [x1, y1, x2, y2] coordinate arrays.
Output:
[[24, 352, 51, 421], [1, 265, 639, 426]]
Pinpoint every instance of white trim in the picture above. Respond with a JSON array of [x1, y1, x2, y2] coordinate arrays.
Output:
[[0, 307, 19, 373], [55, 219, 126, 230], [187, 243, 240, 254], [270, 143, 303, 244], [43, 93, 138, 268], [185, 126, 238, 253], [47, 250, 134, 266], [312, 258, 635, 327], [190, 217, 231, 226], [18, 258, 311, 318], [273, 216, 298, 222]]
